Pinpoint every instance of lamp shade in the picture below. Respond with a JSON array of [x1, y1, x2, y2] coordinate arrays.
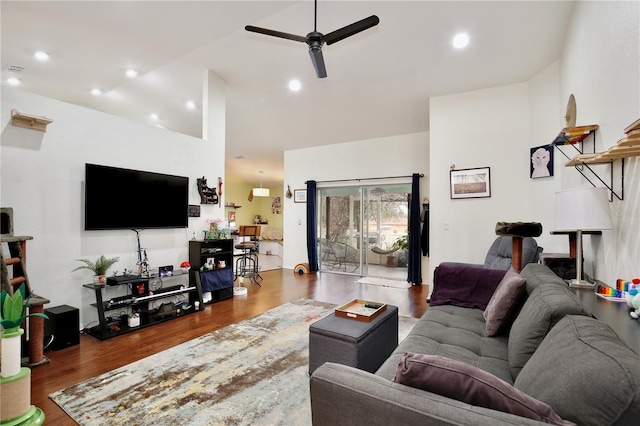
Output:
[[253, 187, 270, 197], [555, 187, 613, 231]]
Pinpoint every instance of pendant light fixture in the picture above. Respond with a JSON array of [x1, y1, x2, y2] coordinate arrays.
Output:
[[253, 170, 270, 197]]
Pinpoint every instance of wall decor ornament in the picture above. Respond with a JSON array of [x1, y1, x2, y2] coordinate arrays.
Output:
[[188, 205, 201, 217], [530, 145, 554, 178], [450, 167, 491, 199], [271, 196, 282, 214], [196, 176, 219, 205]]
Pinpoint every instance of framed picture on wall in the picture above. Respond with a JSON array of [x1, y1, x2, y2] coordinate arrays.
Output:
[[188, 205, 201, 217], [530, 145, 554, 178], [450, 167, 491, 199], [228, 211, 236, 222], [294, 189, 307, 203]]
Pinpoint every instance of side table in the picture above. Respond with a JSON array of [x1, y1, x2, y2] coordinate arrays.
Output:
[[308, 304, 398, 375], [572, 286, 640, 354]]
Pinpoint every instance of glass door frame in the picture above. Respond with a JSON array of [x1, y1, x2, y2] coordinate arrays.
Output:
[[316, 179, 411, 279]]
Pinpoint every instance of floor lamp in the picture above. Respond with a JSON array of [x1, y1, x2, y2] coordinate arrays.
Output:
[[555, 187, 613, 288]]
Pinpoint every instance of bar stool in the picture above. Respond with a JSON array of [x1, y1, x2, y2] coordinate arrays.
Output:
[[234, 225, 263, 285]]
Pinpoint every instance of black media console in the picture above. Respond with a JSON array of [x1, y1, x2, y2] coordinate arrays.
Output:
[[83, 269, 204, 340]]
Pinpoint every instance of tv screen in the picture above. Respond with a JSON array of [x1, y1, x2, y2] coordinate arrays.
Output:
[[85, 163, 189, 230]]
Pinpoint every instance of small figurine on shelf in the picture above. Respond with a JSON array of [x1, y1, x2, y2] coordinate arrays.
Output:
[[206, 218, 223, 239], [625, 280, 640, 319]]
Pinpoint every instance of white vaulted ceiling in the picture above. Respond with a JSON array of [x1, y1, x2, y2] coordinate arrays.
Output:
[[1, 1, 575, 186]]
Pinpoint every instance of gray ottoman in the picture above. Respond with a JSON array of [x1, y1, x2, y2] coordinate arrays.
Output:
[[308, 304, 399, 375]]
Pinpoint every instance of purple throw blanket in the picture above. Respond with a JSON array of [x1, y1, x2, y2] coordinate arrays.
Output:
[[430, 265, 507, 310]]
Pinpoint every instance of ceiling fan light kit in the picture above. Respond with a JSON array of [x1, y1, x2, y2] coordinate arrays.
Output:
[[245, 0, 379, 78]]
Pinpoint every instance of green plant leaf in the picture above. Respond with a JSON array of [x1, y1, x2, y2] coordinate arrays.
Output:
[[0, 318, 20, 331], [26, 312, 49, 321], [8, 290, 24, 322]]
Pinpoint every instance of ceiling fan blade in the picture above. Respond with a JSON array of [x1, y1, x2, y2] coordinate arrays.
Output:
[[324, 15, 380, 45], [309, 45, 327, 78], [245, 25, 307, 43]]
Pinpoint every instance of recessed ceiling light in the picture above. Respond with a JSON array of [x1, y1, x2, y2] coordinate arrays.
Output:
[[7, 77, 20, 86], [91, 88, 102, 96], [126, 69, 138, 78], [289, 79, 301, 92], [452, 33, 470, 49], [150, 113, 159, 121], [185, 100, 196, 110], [235, 155, 245, 160], [34, 51, 49, 61]]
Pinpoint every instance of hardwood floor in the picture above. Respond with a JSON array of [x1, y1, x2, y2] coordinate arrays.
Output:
[[30, 269, 429, 425]]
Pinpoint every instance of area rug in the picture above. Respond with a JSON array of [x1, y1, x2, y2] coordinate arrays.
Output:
[[50, 298, 418, 425], [357, 276, 411, 289]]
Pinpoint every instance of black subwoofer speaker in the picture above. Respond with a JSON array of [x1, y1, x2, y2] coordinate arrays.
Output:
[[44, 305, 80, 350]]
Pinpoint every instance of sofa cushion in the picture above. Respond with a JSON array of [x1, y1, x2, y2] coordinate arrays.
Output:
[[394, 353, 574, 425], [520, 263, 568, 294], [515, 315, 640, 426], [483, 268, 527, 336], [377, 305, 513, 384], [508, 284, 590, 379], [430, 264, 506, 310]]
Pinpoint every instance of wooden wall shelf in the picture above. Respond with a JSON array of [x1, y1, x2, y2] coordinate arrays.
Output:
[[553, 119, 640, 201], [10, 109, 53, 132], [551, 125, 599, 146], [565, 133, 640, 166]]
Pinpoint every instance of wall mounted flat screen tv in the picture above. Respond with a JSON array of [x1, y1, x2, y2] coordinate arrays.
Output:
[[85, 163, 189, 230]]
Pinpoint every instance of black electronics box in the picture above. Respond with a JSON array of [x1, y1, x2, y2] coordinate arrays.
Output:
[[106, 274, 146, 286], [44, 305, 80, 350]]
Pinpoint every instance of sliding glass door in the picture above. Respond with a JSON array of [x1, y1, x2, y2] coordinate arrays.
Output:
[[317, 182, 411, 279]]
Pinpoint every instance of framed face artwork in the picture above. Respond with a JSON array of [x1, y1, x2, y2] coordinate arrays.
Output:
[[530, 145, 554, 178]]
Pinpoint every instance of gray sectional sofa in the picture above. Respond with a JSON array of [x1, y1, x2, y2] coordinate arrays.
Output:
[[310, 263, 640, 425]]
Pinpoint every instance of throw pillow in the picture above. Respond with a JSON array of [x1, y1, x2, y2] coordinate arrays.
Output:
[[393, 353, 575, 426], [430, 264, 507, 310], [483, 267, 526, 336]]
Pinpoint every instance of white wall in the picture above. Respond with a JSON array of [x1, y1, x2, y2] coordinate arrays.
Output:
[[429, 0, 639, 289], [429, 83, 542, 280], [283, 132, 429, 279], [1, 86, 227, 328], [558, 0, 640, 284]]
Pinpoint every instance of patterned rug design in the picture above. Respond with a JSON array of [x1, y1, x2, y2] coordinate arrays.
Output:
[[50, 298, 419, 425]]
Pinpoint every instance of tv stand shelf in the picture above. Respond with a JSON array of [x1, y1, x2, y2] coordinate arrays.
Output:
[[83, 270, 204, 340], [189, 239, 234, 303]]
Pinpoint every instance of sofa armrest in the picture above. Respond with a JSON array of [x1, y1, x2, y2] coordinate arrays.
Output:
[[310, 363, 547, 426]]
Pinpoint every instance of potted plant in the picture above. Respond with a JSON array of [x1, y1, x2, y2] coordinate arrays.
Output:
[[1, 283, 49, 377], [72, 255, 120, 284], [395, 235, 409, 267], [394, 235, 409, 251], [1, 283, 48, 423]]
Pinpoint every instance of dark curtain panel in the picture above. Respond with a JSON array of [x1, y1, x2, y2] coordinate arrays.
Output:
[[407, 173, 422, 285], [421, 202, 429, 256], [306, 180, 319, 272]]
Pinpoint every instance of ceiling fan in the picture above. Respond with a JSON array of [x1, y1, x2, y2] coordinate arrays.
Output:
[[245, 0, 379, 78]]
